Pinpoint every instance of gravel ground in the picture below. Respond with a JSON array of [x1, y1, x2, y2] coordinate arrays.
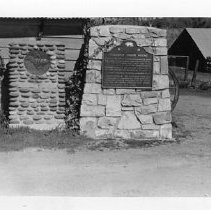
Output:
[[0, 89, 211, 196]]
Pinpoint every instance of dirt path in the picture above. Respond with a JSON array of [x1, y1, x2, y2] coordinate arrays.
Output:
[[0, 89, 211, 196]]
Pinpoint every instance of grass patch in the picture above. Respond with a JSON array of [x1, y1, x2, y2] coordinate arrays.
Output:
[[86, 139, 178, 151], [171, 115, 192, 142], [0, 115, 188, 152], [0, 126, 181, 152], [0, 126, 94, 152]]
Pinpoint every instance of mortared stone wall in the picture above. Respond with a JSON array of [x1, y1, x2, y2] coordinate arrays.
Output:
[[8, 42, 66, 130], [80, 25, 172, 140]]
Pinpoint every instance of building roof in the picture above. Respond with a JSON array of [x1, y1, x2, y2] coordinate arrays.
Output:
[[186, 28, 211, 58]]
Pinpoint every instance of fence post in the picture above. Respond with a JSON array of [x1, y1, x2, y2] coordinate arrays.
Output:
[[184, 56, 189, 81], [191, 59, 199, 88]]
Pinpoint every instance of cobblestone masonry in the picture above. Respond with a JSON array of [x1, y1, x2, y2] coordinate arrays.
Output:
[[80, 25, 172, 140], [8, 43, 65, 130]]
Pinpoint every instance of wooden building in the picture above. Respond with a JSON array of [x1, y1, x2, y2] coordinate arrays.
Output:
[[168, 28, 211, 72], [0, 18, 88, 79]]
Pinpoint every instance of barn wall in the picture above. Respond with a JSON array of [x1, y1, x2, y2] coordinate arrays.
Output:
[[168, 30, 206, 71], [0, 35, 84, 79]]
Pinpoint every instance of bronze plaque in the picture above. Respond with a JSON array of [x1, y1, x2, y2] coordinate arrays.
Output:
[[24, 50, 51, 75], [102, 40, 153, 88]]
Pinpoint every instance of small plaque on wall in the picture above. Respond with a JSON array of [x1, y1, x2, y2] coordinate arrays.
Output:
[[102, 40, 153, 88], [24, 50, 51, 75]]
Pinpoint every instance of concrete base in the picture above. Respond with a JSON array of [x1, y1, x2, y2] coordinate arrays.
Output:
[[9, 122, 65, 131]]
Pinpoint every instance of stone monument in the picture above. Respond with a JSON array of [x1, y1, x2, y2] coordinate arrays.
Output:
[[80, 25, 172, 140], [8, 42, 66, 130]]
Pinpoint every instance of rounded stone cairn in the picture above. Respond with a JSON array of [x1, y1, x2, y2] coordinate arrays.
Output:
[[80, 25, 172, 140], [8, 43, 66, 130]]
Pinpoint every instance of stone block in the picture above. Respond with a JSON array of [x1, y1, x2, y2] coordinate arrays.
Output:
[[90, 27, 99, 37], [98, 94, 107, 105], [135, 104, 157, 115], [131, 130, 159, 139], [143, 47, 167, 55], [135, 114, 153, 124], [154, 38, 167, 47], [122, 107, 134, 111], [98, 117, 117, 129], [23, 120, 34, 125], [55, 114, 65, 119], [80, 117, 97, 138], [10, 102, 19, 107], [118, 33, 130, 40], [31, 88, 40, 94], [21, 92, 31, 98], [9, 75, 19, 80], [148, 28, 167, 37], [153, 61, 160, 74], [136, 38, 152, 47], [40, 102, 48, 107], [158, 98, 171, 112], [37, 111, 46, 116], [140, 91, 160, 98], [160, 124, 172, 139], [117, 111, 141, 130], [125, 27, 140, 34], [10, 82, 19, 87], [95, 129, 113, 139], [160, 56, 168, 74], [143, 98, 158, 105], [10, 92, 19, 97], [153, 75, 169, 90], [114, 130, 131, 139], [9, 111, 16, 115], [142, 124, 160, 130], [20, 116, 30, 121], [93, 37, 111, 46], [138, 27, 148, 34], [103, 89, 115, 95], [10, 120, 20, 124], [31, 103, 39, 108], [99, 27, 111, 37], [44, 115, 53, 120], [41, 107, 49, 112], [93, 51, 102, 60], [122, 94, 142, 106], [19, 87, 30, 93], [80, 105, 105, 117], [86, 70, 101, 83], [9, 115, 17, 120], [109, 26, 125, 34], [153, 112, 172, 125], [33, 115, 42, 121], [116, 89, 136, 94], [27, 110, 35, 115], [87, 60, 102, 71], [10, 98, 18, 102], [162, 89, 170, 98], [32, 94, 39, 99], [58, 84, 65, 89], [9, 87, 18, 92], [82, 94, 97, 105], [155, 47, 168, 56], [21, 102, 29, 108], [106, 95, 121, 116], [89, 39, 99, 57], [84, 83, 102, 94]]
